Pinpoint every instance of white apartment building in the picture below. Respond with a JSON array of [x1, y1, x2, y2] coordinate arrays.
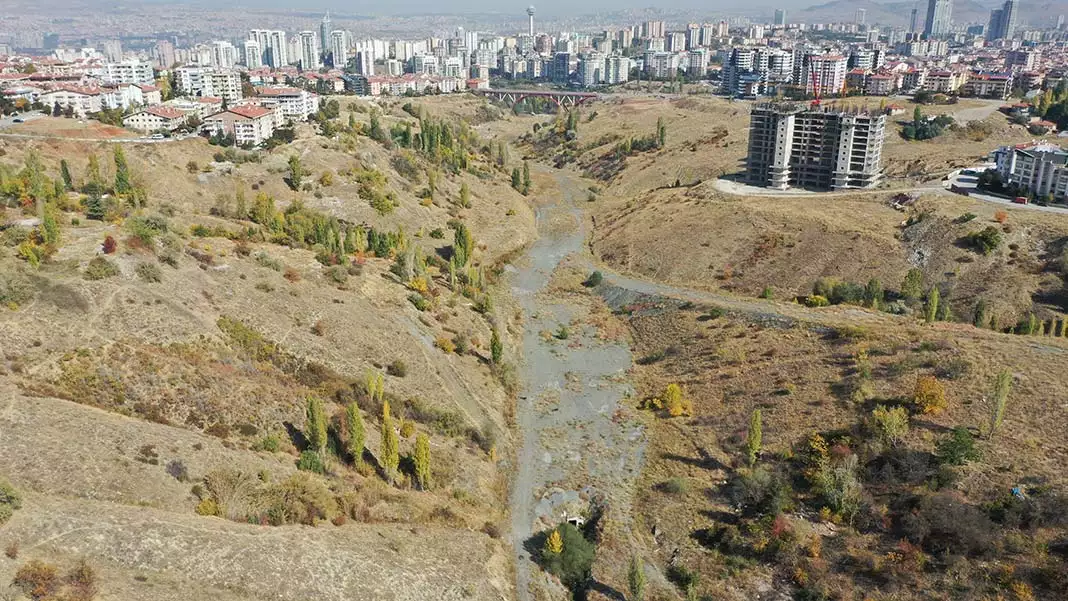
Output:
[[605, 56, 631, 84], [330, 31, 348, 67], [40, 87, 104, 117], [644, 51, 678, 78], [578, 52, 605, 86], [101, 60, 155, 85], [803, 55, 847, 97], [243, 40, 262, 69], [203, 105, 278, 145], [211, 41, 238, 69], [298, 31, 320, 70], [175, 67, 243, 104], [249, 29, 288, 68], [123, 106, 186, 132], [253, 87, 320, 121], [994, 143, 1068, 200]]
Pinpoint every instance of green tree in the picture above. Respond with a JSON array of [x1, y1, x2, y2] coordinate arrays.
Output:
[[539, 523, 595, 591], [59, 159, 73, 191], [511, 166, 522, 191], [913, 105, 923, 129], [864, 278, 883, 310], [414, 432, 431, 490], [305, 396, 328, 458], [924, 287, 940, 323], [453, 222, 474, 267], [937, 427, 982, 465], [988, 370, 1012, 439], [656, 116, 666, 148], [522, 160, 531, 195], [491, 328, 503, 365], [40, 204, 60, 247], [84, 154, 102, 192], [901, 268, 924, 302], [345, 401, 366, 465], [973, 299, 989, 328], [369, 109, 385, 142], [113, 146, 131, 194], [871, 405, 909, 447], [287, 154, 304, 190], [459, 181, 471, 208], [381, 400, 399, 485], [627, 556, 646, 601], [745, 409, 762, 467]]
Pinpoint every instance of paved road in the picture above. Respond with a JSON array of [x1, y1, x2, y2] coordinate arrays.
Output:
[[950, 98, 1009, 124], [945, 166, 1068, 214], [0, 111, 45, 129]]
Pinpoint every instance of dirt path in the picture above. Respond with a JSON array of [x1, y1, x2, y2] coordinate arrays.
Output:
[[508, 168, 645, 600]]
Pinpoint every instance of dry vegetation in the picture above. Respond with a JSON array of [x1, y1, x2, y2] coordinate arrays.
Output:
[[616, 301, 1068, 601], [0, 94, 534, 600]]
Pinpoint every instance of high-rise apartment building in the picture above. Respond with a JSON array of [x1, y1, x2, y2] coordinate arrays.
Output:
[[153, 40, 176, 70], [855, 8, 867, 24], [803, 54, 847, 97], [746, 103, 886, 190], [987, 0, 1019, 41], [243, 40, 262, 68], [211, 41, 237, 69], [642, 20, 666, 38], [102, 40, 122, 63], [330, 31, 348, 68], [298, 31, 320, 70], [249, 30, 288, 68], [320, 12, 332, 61], [773, 9, 787, 27], [924, 0, 953, 37]]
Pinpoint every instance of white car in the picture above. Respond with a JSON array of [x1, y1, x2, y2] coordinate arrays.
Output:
[[149, 133, 165, 140]]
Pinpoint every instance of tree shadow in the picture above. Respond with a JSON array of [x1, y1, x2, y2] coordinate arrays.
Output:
[[283, 421, 308, 452], [661, 451, 728, 473], [588, 580, 624, 601], [698, 508, 740, 525]]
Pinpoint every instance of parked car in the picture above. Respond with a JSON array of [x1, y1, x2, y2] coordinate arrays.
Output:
[[11, 118, 23, 123], [1013, 196, 1029, 205]]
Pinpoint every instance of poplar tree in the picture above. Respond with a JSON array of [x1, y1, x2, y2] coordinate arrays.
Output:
[[113, 146, 131, 194], [305, 396, 328, 458], [627, 556, 646, 601], [491, 328, 503, 365], [381, 400, 399, 485], [924, 287, 940, 323], [522, 160, 531, 195], [346, 401, 366, 465], [414, 432, 431, 490], [59, 159, 73, 191], [745, 409, 762, 467]]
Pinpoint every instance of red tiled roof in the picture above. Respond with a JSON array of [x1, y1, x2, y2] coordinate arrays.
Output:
[[228, 105, 273, 119], [197, 96, 222, 103], [143, 106, 184, 119]]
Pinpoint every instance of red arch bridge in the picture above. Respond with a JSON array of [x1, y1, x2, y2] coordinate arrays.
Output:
[[473, 88, 598, 109]]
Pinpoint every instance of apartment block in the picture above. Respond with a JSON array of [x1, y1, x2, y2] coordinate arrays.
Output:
[[994, 142, 1068, 200], [175, 67, 243, 104], [746, 103, 886, 191], [123, 106, 186, 132], [203, 105, 278, 146]]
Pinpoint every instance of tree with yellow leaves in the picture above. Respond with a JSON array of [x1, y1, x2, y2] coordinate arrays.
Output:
[[381, 401, 399, 485], [663, 383, 693, 417], [544, 528, 563, 555]]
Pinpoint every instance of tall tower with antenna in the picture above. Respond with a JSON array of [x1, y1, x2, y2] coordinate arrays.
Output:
[[527, 5, 536, 37]]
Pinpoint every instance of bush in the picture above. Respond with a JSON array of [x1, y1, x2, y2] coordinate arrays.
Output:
[[536, 523, 596, 590], [871, 405, 910, 447], [804, 295, 830, 307], [136, 261, 162, 283], [0, 478, 21, 524], [583, 271, 604, 287], [256, 434, 281, 452], [84, 257, 120, 280], [387, 359, 407, 377], [102, 235, 117, 253], [297, 450, 325, 473], [435, 336, 456, 353], [962, 226, 1002, 255], [65, 559, 97, 601], [913, 375, 947, 414], [13, 560, 59, 601], [936, 427, 981, 465], [661, 477, 688, 494]]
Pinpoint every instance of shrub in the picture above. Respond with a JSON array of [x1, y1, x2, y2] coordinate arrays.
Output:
[[84, 256, 120, 280], [583, 271, 604, 287], [399, 419, 415, 438], [0, 478, 22, 511], [435, 336, 456, 353], [661, 477, 688, 494], [13, 560, 59, 601], [408, 294, 430, 311], [195, 497, 220, 516], [65, 559, 98, 601], [136, 261, 162, 283], [102, 235, 117, 254], [256, 434, 281, 452], [804, 295, 830, 307], [297, 450, 325, 473], [936, 427, 981, 465], [536, 523, 595, 591], [913, 376, 947, 414], [166, 459, 189, 482], [871, 405, 909, 447], [963, 226, 1002, 255], [387, 359, 407, 377], [662, 383, 693, 417], [324, 265, 348, 285]]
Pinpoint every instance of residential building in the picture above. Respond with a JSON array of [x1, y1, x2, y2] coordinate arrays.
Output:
[[40, 86, 103, 117], [254, 86, 320, 121], [211, 41, 237, 69], [203, 105, 277, 145], [644, 51, 678, 79], [578, 52, 604, 86], [1005, 49, 1039, 71], [243, 40, 262, 69], [102, 40, 122, 63], [298, 31, 320, 71], [994, 142, 1068, 200], [605, 56, 631, 84], [320, 12, 332, 62], [249, 30, 288, 68], [923, 69, 967, 92], [330, 31, 348, 68], [101, 60, 154, 85], [987, 0, 1019, 41], [175, 67, 243, 104], [803, 55, 848, 97], [746, 103, 886, 190], [357, 50, 375, 76], [961, 72, 1012, 98], [924, 0, 953, 37], [773, 9, 787, 27], [123, 105, 186, 132], [153, 40, 176, 69]]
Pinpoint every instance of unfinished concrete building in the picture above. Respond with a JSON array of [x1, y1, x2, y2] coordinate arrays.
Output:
[[745, 103, 886, 190]]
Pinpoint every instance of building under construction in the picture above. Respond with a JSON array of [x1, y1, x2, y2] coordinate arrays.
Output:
[[745, 103, 886, 190]]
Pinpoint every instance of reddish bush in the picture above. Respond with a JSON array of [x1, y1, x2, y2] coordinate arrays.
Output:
[[102, 235, 117, 254], [13, 560, 59, 600]]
